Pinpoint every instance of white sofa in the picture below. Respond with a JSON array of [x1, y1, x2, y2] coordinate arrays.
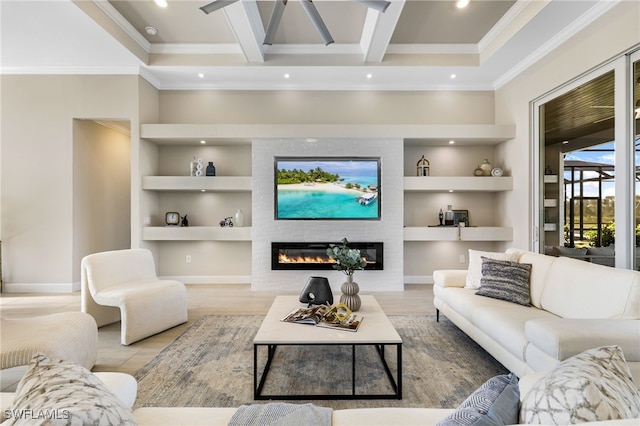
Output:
[[433, 248, 640, 382], [2, 372, 638, 425]]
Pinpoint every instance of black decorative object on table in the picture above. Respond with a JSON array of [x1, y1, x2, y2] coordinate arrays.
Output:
[[181, 215, 189, 227], [299, 276, 333, 307], [206, 161, 216, 176]]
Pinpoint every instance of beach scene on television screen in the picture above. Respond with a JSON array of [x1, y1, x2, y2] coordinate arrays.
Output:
[[276, 159, 380, 219]]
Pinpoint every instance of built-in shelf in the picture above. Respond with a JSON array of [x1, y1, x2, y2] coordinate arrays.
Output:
[[140, 124, 516, 145], [544, 174, 559, 183], [544, 223, 558, 231], [142, 176, 251, 192], [142, 226, 252, 241], [403, 176, 513, 192], [403, 226, 513, 242], [544, 198, 558, 207]]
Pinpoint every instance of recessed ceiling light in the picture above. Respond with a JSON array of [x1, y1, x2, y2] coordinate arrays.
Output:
[[366, 73, 373, 79], [284, 73, 290, 79], [456, 0, 469, 8], [155, 0, 168, 8], [562, 140, 569, 144], [200, 140, 206, 144], [306, 138, 318, 143], [450, 74, 457, 79], [201, 189, 206, 193], [198, 73, 204, 78], [449, 140, 455, 145], [449, 189, 454, 193], [145, 26, 158, 36]]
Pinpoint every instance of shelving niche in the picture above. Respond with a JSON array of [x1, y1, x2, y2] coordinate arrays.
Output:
[[137, 123, 516, 281]]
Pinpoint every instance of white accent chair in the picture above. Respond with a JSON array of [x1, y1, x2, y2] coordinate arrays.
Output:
[[81, 248, 188, 345]]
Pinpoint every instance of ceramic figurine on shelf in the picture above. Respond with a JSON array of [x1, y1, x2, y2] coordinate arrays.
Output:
[[181, 215, 189, 227], [439, 209, 444, 226]]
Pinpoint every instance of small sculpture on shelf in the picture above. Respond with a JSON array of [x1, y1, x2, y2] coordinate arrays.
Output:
[[219, 216, 234, 227], [416, 155, 430, 176], [479, 159, 492, 176], [438, 209, 444, 226], [181, 215, 189, 227]]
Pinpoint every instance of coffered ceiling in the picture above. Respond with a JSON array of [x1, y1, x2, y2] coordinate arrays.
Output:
[[1, 0, 617, 91]]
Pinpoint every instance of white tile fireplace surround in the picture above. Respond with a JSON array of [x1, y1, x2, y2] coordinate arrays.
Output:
[[252, 139, 404, 292]]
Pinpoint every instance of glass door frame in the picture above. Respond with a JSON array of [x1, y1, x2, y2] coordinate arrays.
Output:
[[532, 48, 639, 269]]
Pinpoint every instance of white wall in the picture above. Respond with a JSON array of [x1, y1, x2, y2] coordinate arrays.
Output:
[[252, 139, 404, 291], [1, 75, 139, 292], [495, 1, 640, 252]]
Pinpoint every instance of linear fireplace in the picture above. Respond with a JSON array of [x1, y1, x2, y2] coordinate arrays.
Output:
[[272, 242, 383, 271]]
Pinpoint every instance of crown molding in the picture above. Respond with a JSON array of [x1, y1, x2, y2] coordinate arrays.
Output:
[[386, 43, 478, 55], [477, 0, 534, 54], [91, 0, 151, 52], [150, 43, 243, 55], [0, 66, 140, 75], [493, 0, 621, 89]]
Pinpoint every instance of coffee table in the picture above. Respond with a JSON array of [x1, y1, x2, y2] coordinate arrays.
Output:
[[253, 295, 402, 400]]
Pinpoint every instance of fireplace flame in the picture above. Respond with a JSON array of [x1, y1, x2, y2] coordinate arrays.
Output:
[[277, 253, 372, 264]]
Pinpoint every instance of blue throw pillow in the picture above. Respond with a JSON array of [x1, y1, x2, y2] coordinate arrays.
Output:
[[436, 373, 520, 426]]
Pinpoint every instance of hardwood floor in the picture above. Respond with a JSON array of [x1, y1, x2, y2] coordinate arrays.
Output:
[[0, 284, 434, 391]]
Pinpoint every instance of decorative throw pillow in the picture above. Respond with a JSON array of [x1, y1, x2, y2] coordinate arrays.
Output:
[[436, 373, 520, 426], [520, 345, 640, 424], [3, 354, 136, 425], [476, 257, 532, 307], [465, 250, 519, 289]]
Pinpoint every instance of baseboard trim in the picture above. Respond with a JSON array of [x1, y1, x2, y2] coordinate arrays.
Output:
[[1, 282, 77, 293], [160, 276, 252, 284]]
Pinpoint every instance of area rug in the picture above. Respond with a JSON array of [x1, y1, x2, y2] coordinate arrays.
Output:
[[133, 315, 508, 410]]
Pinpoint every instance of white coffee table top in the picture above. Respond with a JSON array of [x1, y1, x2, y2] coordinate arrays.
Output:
[[254, 295, 402, 345]]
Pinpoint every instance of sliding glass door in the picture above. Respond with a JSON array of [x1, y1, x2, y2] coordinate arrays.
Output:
[[633, 53, 640, 269], [534, 49, 639, 270]]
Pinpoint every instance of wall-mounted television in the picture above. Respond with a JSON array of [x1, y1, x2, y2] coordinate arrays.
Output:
[[275, 157, 381, 220]]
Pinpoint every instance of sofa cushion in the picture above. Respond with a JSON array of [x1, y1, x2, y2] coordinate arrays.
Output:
[[436, 373, 519, 426], [465, 250, 519, 290], [2, 354, 136, 425], [506, 249, 556, 309], [520, 345, 640, 424], [472, 304, 555, 362], [476, 257, 532, 306], [540, 256, 640, 319]]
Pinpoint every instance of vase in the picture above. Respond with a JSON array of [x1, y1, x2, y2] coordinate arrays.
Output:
[[234, 209, 245, 227], [206, 161, 216, 176], [340, 274, 361, 312]]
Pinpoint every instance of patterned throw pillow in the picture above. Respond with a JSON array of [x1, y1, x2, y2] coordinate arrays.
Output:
[[3, 354, 136, 425], [520, 346, 640, 424], [476, 257, 532, 307], [436, 373, 520, 426], [465, 250, 520, 289]]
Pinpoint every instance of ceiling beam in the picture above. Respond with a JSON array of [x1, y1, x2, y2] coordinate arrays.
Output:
[[222, 0, 265, 62], [360, 0, 405, 63]]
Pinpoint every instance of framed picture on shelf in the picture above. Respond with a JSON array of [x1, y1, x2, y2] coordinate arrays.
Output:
[[453, 210, 469, 226]]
